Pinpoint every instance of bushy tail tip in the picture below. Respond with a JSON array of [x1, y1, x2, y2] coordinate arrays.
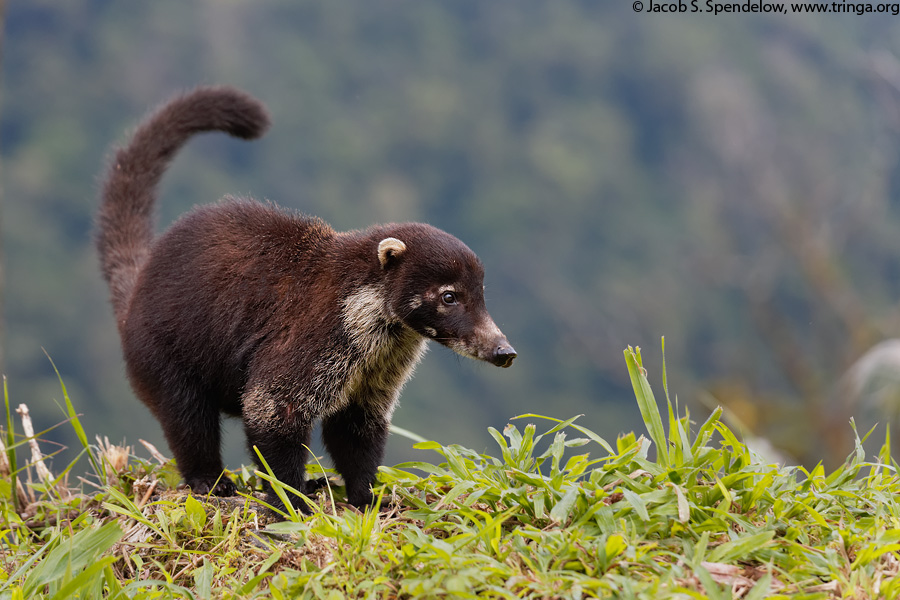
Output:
[[97, 86, 271, 322]]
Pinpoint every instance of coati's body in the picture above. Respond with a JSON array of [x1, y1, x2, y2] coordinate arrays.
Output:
[[96, 87, 515, 510]]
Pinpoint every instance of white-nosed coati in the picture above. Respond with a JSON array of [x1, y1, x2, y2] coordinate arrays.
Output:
[[96, 86, 516, 512]]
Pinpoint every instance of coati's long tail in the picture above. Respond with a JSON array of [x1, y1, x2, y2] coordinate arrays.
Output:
[[97, 86, 270, 322]]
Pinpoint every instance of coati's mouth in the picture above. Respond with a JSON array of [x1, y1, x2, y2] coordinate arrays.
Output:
[[470, 339, 517, 368], [442, 337, 517, 368]]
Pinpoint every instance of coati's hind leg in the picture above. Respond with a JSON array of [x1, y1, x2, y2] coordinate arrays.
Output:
[[321, 403, 390, 509], [144, 383, 235, 496]]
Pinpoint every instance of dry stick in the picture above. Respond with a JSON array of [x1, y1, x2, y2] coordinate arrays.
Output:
[[0, 429, 27, 506], [139, 439, 169, 465], [16, 403, 64, 499], [0, 430, 8, 475], [137, 479, 158, 509]]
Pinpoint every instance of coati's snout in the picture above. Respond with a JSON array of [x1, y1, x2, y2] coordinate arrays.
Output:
[[453, 308, 516, 368], [462, 316, 517, 368], [378, 233, 516, 368], [492, 339, 517, 368]]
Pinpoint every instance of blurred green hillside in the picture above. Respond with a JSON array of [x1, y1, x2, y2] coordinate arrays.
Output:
[[3, 1, 900, 469]]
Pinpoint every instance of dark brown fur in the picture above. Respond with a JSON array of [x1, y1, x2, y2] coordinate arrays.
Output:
[[97, 86, 515, 511]]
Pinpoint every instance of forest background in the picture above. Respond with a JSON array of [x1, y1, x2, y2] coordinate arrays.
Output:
[[3, 1, 900, 473]]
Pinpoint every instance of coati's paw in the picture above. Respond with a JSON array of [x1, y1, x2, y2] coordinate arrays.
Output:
[[347, 488, 378, 511], [180, 477, 237, 497], [210, 478, 238, 496], [303, 477, 330, 494], [262, 478, 328, 518], [264, 492, 314, 516]]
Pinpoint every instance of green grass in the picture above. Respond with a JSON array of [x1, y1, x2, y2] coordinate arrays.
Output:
[[2, 343, 900, 598]]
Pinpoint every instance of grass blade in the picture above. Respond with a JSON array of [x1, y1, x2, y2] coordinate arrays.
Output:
[[707, 530, 775, 563], [43, 350, 102, 477], [624, 346, 669, 467], [3, 377, 18, 512]]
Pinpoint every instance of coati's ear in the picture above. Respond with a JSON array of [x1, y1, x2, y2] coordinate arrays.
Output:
[[377, 237, 407, 269]]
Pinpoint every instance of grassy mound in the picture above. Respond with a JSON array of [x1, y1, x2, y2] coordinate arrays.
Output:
[[1, 345, 899, 599]]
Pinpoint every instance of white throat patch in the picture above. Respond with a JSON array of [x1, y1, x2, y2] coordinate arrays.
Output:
[[339, 284, 427, 418]]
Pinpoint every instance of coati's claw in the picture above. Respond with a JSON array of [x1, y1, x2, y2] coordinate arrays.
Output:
[[264, 493, 310, 516], [348, 490, 378, 511], [302, 477, 330, 494], [180, 477, 237, 497]]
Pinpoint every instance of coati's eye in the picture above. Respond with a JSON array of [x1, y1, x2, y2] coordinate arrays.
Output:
[[441, 291, 458, 305]]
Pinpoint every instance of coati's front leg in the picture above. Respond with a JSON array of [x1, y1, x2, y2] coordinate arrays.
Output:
[[247, 422, 314, 513], [321, 402, 390, 509], [241, 385, 315, 513]]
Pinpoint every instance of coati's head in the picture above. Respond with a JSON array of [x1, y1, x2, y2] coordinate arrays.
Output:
[[376, 224, 517, 368]]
